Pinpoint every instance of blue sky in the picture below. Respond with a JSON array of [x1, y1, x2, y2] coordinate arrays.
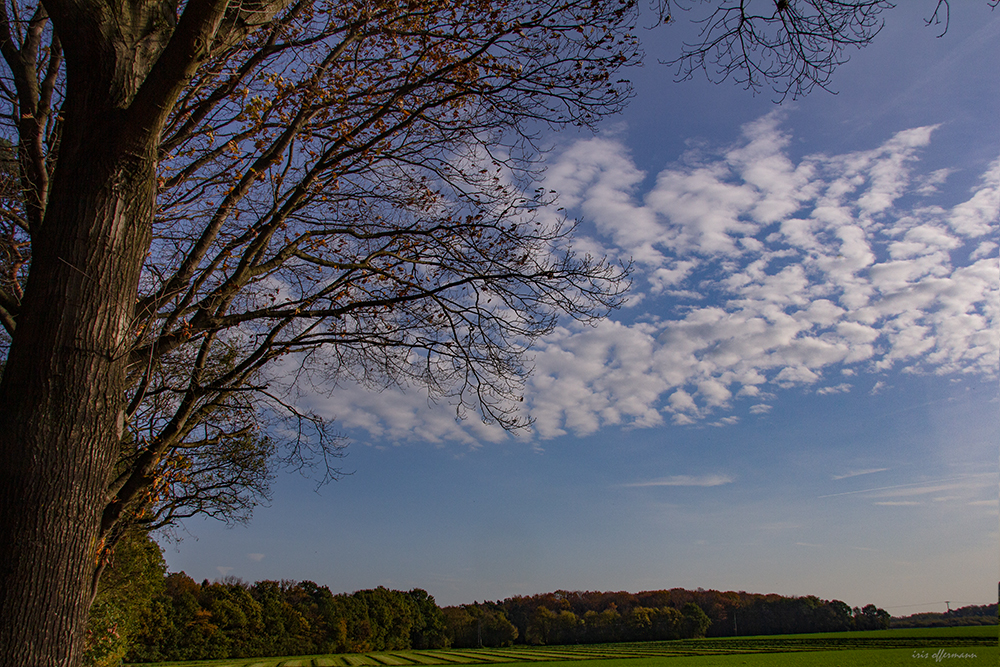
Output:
[[162, 4, 999, 615]]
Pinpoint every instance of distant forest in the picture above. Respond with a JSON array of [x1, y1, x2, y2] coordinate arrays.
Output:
[[890, 604, 999, 629], [119, 576, 890, 663], [83, 531, 995, 667]]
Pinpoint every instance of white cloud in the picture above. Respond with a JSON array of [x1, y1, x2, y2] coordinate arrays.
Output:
[[818, 474, 997, 499], [306, 381, 511, 447], [969, 240, 997, 260], [775, 366, 821, 386], [301, 117, 998, 444], [667, 388, 698, 413], [831, 468, 889, 480], [948, 157, 1000, 237], [514, 120, 998, 435], [247, 553, 265, 562], [871, 482, 985, 499], [915, 168, 953, 195], [854, 125, 936, 219], [649, 261, 698, 293], [625, 474, 734, 487]]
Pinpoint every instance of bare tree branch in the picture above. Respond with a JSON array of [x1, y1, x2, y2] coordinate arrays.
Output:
[[663, 0, 895, 101]]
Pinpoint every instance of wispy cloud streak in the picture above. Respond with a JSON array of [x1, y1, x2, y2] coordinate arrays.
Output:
[[624, 474, 734, 487], [817, 473, 996, 499], [831, 468, 889, 480]]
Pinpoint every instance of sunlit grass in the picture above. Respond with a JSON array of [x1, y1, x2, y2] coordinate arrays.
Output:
[[128, 625, 998, 667]]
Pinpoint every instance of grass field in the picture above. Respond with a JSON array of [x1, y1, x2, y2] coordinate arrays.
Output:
[[128, 626, 998, 667]]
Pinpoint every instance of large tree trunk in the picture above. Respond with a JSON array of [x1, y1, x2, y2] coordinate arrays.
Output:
[[0, 5, 161, 665], [0, 2, 260, 662], [0, 121, 155, 667]]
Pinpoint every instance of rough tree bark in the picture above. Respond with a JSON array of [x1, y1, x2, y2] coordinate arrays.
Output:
[[0, 2, 271, 664]]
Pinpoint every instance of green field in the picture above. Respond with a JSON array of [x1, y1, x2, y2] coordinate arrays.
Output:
[[128, 626, 999, 667]]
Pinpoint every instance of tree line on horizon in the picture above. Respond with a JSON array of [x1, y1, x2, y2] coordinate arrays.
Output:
[[465, 588, 888, 645], [889, 604, 999, 629], [80, 531, 941, 666]]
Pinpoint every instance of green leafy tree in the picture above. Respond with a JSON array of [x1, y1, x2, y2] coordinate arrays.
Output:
[[854, 603, 891, 631], [582, 606, 622, 643], [125, 590, 177, 663], [442, 605, 475, 648], [350, 587, 416, 651], [525, 606, 557, 646], [821, 600, 854, 632], [650, 606, 683, 640], [480, 607, 520, 647], [549, 610, 582, 645], [408, 588, 450, 649], [625, 606, 654, 642], [81, 530, 166, 667], [680, 602, 712, 639], [201, 580, 266, 656], [292, 580, 341, 654], [252, 580, 312, 656], [443, 604, 517, 648]]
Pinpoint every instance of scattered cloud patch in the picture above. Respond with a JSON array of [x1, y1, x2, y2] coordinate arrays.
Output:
[[516, 119, 999, 437], [947, 157, 1000, 237], [970, 241, 997, 261], [303, 116, 999, 445], [914, 168, 953, 195], [247, 553, 265, 562]]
